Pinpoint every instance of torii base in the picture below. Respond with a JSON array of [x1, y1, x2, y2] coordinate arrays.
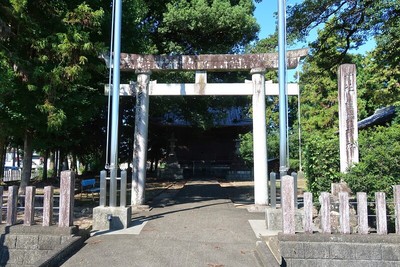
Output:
[[92, 206, 132, 231]]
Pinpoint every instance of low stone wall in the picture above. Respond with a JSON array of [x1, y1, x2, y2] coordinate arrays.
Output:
[[225, 170, 253, 181], [278, 233, 400, 267], [0, 225, 84, 267]]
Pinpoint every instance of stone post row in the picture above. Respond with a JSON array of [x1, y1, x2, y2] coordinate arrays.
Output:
[[1, 171, 74, 227]]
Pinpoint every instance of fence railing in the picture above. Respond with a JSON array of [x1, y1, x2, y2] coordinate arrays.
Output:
[[0, 170, 75, 227], [281, 175, 400, 235], [2, 168, 22, 182]]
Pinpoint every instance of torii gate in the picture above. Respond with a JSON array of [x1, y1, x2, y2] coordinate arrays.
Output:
[[115, 48, 308, 207]]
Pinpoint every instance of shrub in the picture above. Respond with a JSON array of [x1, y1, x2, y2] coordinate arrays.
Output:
[[343, 124, 400, 200], [303, 133, 341, 198]]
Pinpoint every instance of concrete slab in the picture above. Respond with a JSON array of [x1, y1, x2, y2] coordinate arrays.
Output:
[[249, 219, 281, 238], [91, 220, 148, 236], [62, 180, 266, 267]]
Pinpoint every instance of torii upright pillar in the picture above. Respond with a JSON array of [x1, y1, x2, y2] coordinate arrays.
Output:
[[131, 70, 151, 206], [251, 68, 269, 206]]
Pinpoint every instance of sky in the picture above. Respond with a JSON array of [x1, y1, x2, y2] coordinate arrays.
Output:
[[254, 0, 376, 54]]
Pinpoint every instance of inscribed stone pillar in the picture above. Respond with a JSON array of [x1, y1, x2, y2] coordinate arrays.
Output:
[[132, 70, 151, 206], [338, 64, 359, 173], [251, 68, 269, 206]]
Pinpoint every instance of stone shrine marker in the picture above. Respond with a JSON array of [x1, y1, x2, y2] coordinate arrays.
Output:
[[338, 64, 359, 173]]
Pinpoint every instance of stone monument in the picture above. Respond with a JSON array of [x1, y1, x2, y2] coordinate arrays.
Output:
[[160, 133, 183, 179], [338, 64, 359, 173]]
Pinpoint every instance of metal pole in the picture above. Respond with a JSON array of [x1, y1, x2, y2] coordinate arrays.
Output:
[[278, 0, 288, 175], [109, 0, 122, 207]]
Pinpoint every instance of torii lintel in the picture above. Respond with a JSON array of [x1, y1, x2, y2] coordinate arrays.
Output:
[[119, 48, 308, 72]]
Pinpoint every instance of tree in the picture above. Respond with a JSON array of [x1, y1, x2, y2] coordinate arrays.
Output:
[[287, 0, 399, 61], [1, 0, 262, 185], [158, 0, 259, 54], [0, 1, 106, 190]]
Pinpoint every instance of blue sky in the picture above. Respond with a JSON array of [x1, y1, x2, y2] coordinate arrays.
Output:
[[254, 0, 376, 54]]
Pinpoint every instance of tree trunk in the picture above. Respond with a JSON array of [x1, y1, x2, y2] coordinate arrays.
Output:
[[12, 147, 16, 166], [62, 154, 69, 171], [54, 150, 59, 178], [57, 150, 63, 177], [43, 149, 49, 180], [17, 145, 21, 168], [20, 129, 33, 194], [71, 154, 77, 172], [0, 136, 6, 178], [49, 150, 55, 177]]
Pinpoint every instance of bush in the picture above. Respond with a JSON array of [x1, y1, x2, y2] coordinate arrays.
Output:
[[343, 124, 400, 200], [239, 130, 299, 168], [303, 133, 341, 198]]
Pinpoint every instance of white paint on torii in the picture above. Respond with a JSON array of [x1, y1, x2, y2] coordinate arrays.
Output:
[[106, 81, 299, 96]]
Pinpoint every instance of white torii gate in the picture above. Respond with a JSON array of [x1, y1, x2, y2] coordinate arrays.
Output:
[[113, 49, 307, 208]]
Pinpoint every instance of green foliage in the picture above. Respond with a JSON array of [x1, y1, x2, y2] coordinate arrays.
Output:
[[287, 0, 397, 58], [303, 133, 341, 198], [238, 132, 253, 166], [158, 0, 259, 54], [343, 124, 400, 200], [239, 129, 300, 170], [239, 131, 279, 167]]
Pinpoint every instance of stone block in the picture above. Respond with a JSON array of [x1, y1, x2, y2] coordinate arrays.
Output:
[[330, 243, 355, 259], [4, 234, 17, 248], [303, 242, 330, 259], [255, 241, 280, 267], [23, 249, 49, 264], [280, 241, 304, 259], [38, 235, 62, 250], [93, 206, 132, 231], [15, 234, 39, 250], [290, 259, 328, 267], [61, 235, 72, 244], [265, 207, 304, 231], [355, 243, 382, 260], [382, 244, 400, 261], [6, 249, 25, 264]]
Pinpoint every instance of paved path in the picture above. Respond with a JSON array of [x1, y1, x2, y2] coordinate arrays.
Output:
[[62, 180, 264, 267]]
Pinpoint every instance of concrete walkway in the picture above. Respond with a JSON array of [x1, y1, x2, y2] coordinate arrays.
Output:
[[62, 180, 265, 267]]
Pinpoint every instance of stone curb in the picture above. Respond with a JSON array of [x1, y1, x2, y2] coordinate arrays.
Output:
[[35, 234, 88, 267], [255, 241, 280, 267]]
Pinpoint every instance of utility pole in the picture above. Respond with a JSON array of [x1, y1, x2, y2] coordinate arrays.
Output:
[[278, 0, 288, 175], [109, 0, 122, 207]]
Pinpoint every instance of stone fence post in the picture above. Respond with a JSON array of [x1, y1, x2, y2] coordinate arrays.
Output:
[[59, 170, 75, 227]]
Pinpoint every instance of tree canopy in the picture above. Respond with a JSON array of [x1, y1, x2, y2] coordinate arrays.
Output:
[[284, 0, 400, 197], [0, 0, 262, 183]]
